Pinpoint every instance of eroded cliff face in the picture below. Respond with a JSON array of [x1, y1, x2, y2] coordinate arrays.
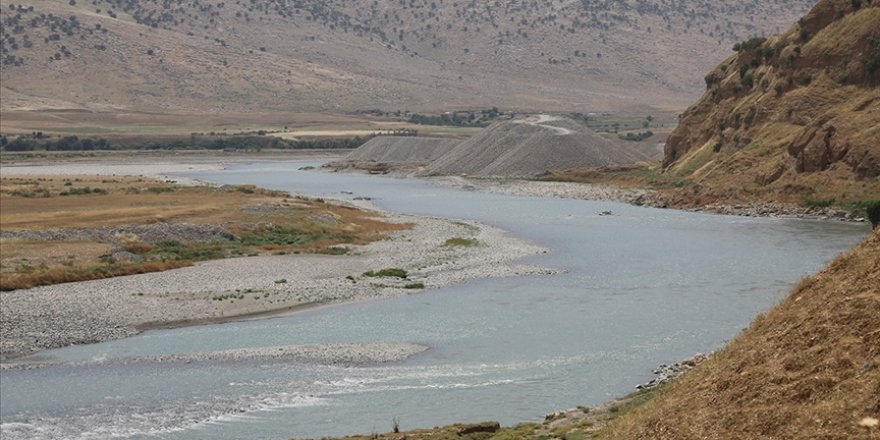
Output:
[[662, 0, 880, 204]]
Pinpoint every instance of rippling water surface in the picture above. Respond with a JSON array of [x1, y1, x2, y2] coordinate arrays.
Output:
[[0, 161, 868, 439]]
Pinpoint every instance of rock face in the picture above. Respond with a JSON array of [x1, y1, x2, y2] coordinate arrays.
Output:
[[661, 0, 880, 203], [421, 115, 649, 177]]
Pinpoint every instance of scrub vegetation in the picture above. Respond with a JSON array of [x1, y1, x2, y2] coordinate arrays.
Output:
[[0, 176, 408, 290]]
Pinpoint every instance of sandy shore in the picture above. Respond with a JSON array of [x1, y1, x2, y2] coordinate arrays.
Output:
[[0, 161, 553, 362]]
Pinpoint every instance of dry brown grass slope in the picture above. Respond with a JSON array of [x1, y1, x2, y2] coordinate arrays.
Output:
[[0, 0, 814, 114], [661, 0, 880, 207], [600, 228, 880, 439]]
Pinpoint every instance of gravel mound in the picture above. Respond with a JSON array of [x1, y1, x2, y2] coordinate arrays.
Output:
[[421, 115, 649, 177], [341, 136, 460, 163]]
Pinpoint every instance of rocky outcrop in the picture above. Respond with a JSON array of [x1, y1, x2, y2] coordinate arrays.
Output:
[[661, 0, 880, 205]]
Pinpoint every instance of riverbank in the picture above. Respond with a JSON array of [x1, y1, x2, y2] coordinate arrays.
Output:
[[0, 160, 552, 362], [428, 175, 870, 222]]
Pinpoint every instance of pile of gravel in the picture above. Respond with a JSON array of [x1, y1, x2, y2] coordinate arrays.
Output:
[[421, 115, 649, 177], [341, 136, 460, 164]]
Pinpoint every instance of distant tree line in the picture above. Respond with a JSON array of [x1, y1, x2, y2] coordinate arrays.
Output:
[[618, 130, 653, 142], [408, 107, 503, 127], [0, 134, 368, 151]]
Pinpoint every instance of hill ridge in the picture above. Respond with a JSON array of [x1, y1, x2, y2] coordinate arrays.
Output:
[[0, 0, 814, 113]]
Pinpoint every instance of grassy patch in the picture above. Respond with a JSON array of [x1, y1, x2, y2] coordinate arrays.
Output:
[[0, 175, 409, 290], [444, 237, 479, 247], [403, 282, 425, 289], [0, 260, 191, 291], [803, 197, 835, 208], [363, 268, 408, 278]]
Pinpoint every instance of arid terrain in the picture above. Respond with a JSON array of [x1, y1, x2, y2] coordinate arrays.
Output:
[[0, 162, 553, 361], [1, 0, 878, 439], [550, 0, 880, 214], [1, 0, 813, 116]]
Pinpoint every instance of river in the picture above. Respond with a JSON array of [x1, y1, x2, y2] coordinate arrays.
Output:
[[0, 161, 868, 439]]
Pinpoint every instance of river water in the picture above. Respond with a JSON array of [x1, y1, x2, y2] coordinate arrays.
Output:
[[0, 161, 869, 439]]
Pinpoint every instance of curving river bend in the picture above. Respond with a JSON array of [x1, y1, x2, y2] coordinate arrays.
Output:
[[0, 161, 869, 439]]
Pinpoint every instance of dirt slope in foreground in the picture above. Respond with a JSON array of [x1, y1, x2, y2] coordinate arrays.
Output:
[[602, 228, 880, 440]]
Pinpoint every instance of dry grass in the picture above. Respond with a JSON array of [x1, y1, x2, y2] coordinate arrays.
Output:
[[0, 176, 408, 290], [598, 229, 880, 439], [640, 3, 880, 209], [0, 260, 192, 291]]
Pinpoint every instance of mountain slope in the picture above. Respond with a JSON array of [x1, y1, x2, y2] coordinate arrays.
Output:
[[0, 0, 814, 113], [660, 0, 880, 207], [602, 227, 879, 439]]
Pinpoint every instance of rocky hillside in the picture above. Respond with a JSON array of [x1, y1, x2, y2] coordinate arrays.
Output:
[[661, 0, 880, 207], [602, 227, 879, 439], [0, 0, 813, 113]]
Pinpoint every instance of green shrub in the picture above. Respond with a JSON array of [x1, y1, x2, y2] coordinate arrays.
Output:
[[403, 282, 425, 289], [866, 201, 880, 229], [363, 268, 408, 278], [803, 198, 835, 208], [444, 237, 479, 247]]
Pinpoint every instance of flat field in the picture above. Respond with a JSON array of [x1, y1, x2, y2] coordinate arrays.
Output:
[[0, 175, 407, 290]]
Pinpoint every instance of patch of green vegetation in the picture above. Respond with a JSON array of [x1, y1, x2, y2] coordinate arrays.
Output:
[[803, 197, 835, 208], [0, 133, 369, 152], [865, 200, 880, 229], [59, 187, 108, 196], [403, 282, 425, 289], [444, 237, 479, 247], [274, 278, 287, 284], [6, 189, 51, 198], [618, 130, 653, 142], [151, 240, 227, 261], [363, 268, 408, 278], [408, 107, 502, 127], [317, 247, 350, 255], [239, 226, 352, 247]]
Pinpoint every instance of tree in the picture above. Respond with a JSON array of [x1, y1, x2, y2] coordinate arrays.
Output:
[[867, 201, 880, 229]]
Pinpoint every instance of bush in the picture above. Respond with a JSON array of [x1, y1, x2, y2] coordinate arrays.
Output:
[[803, 198, 835, 208], [363, 268, 408, 278], [444, 237, 479, 247], [866, 201, 880, 229]]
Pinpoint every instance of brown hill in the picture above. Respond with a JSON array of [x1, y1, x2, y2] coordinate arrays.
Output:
[[602, 227, 879, 439], [0, 0, 814, 114], [660, 0, 880, 207], [421, 115, 649, 177]]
